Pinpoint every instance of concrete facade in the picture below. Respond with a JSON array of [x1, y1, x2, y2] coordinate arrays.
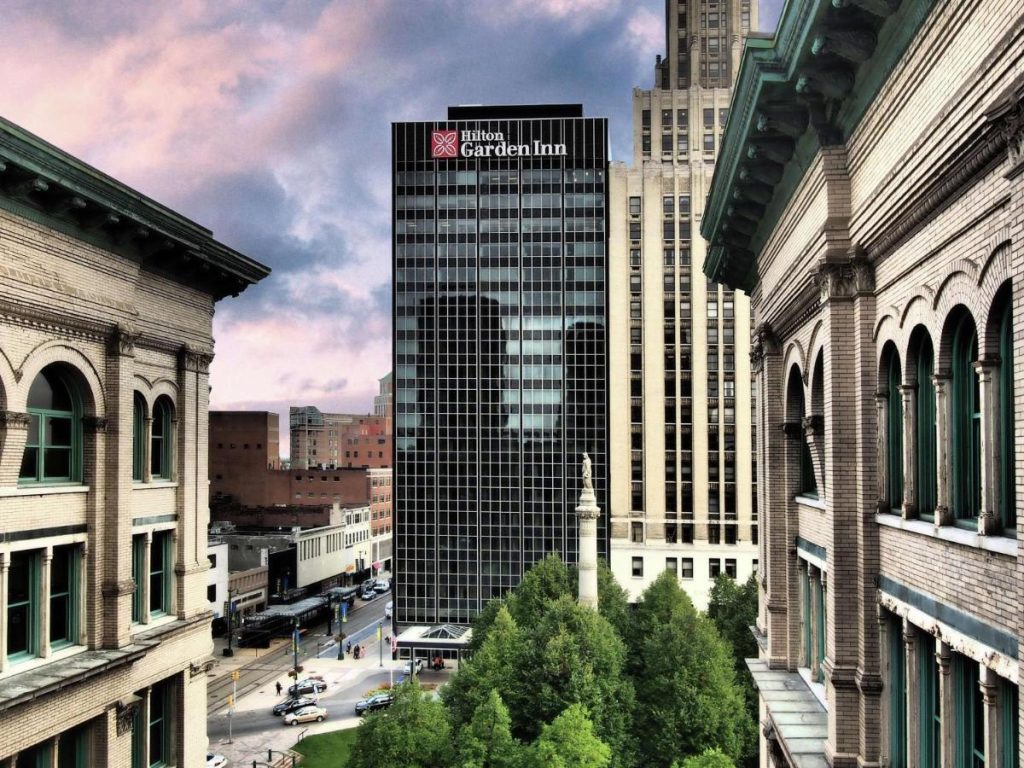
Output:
[[702, 1, 1024, 765], [609, 0, 759, 608], [0, 117, 267, 766]]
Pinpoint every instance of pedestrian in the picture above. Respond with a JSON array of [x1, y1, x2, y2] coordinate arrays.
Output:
[[275, 681, 282, 696], [346, 640, 352, 656]]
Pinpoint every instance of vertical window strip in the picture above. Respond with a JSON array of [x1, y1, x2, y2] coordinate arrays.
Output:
[[7, 550, 40, 661], [999, 302, 1015, 529], [951, 318, 981, 520], [802, 566, 812, 668], [133, 394, 145, 482], [132, 535, 145, 623], [953, 653, 984, 767], [1001, 678, 1019, 768], [888, 358, 904, 509], [888, 615, 907, 768], [916, 340, 937, 517], [49, 545, 78, 648], [815, 576, 825, 683], [918, 633, 940, 767]]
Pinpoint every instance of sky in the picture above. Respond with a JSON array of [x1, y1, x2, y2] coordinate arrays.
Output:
[[0, 0, 783, 456]]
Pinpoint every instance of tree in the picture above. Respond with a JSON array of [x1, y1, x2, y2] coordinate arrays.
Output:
[[525, 704, 611, 768], [676, 748, 736, 768], [456, 690, 524, 768], [349, 682, 454, 768], [444, 606, 525, 728], [505, 553, 573, 628], [631, 571, 752, 767], [707, 574, 758, 666]]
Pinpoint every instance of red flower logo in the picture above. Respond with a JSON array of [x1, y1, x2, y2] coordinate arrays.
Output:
[[431, 130, 459, 159]]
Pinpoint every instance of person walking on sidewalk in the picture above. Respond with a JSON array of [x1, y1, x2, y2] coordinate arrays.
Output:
[[275, 681, 282, 696]]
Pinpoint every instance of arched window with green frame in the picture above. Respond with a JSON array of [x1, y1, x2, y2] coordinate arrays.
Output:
[[150, 396, 173, 480], [132, 393, 145, 482], [998, 297, 1015, 530], [950, 311, 980, 521], [914, 333, 937, 518], [19, 365, 82, 484], [886, 350, 904, 511]]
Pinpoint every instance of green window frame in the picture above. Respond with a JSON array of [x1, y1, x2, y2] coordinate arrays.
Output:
[[918, 633, 940, 768], [49, 544, 79, 649], [18, 741, 52, 768], [916, 338, 937, 518], [951, 316, 981, 522], [132, 699, 145, 768], [149, 679, 172, 767], [888, 615, 907, 768], [1000, 678, 1018, 768], [999, 301, 1015, 530], [131, 535, 145, 623], [7, 550, 40, 662], [802, 567, 812, 668], [150, 397, 172, 480], [19, 367, 82, 485], [133, 393, 145, 482], [815, 576, 826, 683], [887, 357, 904, 510], [953, 653, 985, 768], [149, 532, 172, 617], [57, 724, 89, 768]]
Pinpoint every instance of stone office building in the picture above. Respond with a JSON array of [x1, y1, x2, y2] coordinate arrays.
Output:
[[608, 0, 760, 609], [702, 0, 1024, 765], [0, 117, 267, 766]]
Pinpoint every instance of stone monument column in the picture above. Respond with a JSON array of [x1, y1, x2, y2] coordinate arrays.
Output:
[[576, 452, 601, 610]]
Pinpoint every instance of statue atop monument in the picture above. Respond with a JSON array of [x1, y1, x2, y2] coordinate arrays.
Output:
[[582, 452, 593, 492]]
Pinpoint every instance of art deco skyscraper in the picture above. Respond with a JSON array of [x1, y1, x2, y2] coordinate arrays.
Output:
[[609, 0, 759, 608]]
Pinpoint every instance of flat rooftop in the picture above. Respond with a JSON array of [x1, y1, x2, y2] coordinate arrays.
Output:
[[447, 104, 584, 120]]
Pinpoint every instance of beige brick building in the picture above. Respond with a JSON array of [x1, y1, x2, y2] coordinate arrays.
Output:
[[701, 0, 1024, 765], [609, 0, 759, 608], [0, 117, 268, 766]]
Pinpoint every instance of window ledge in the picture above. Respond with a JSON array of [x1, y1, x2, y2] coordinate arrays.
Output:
[[795, 495, 825, 511], [0, 485, 89, 498], [747, 659, 827, 768], [875, 514, 1017, 557], [131, 615, 179, 638], [797, 666, 828, 709], [132, 481, 179, 490]]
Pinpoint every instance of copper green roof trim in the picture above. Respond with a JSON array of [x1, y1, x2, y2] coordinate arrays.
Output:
[[699, 0, 936, 293]]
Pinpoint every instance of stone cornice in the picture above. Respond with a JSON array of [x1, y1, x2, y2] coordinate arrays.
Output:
[[0, 116, 269, 300], [700, 0, 937, 292]]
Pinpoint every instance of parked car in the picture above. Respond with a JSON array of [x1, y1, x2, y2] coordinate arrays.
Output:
[[206, 754, 228, 768], [384, 600, 393, 619], [373, 578, 391, 593], [403, 658, 424, 676], [355, 693, 395, 716], [288, 678, 327, 696], [283, 705, 327, 725], [272, 696, 316, 716], [360, 586, 377, 601]]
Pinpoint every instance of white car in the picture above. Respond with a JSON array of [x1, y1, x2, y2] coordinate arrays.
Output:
[[384, 600, 393, 619], [284, 704, 327, 725], [206, 754, 228, 768]]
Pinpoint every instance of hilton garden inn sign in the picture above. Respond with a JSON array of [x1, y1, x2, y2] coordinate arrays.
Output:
[[431, 129, 568, 159]]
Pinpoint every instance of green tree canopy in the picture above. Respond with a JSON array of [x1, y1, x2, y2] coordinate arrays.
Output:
[[631, 571, 752, 767], [526, 704, 611, 768], [707, 573, 758, 664], [349, 682, 454, 768], [676, 748, 737, 768], [456, 689, 524, 768]]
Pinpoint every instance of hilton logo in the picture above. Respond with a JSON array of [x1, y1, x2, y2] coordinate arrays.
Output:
[[431, 130, 459, 159]]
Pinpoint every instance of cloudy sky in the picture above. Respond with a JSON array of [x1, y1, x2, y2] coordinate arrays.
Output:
[[2, 0, 782, 456]]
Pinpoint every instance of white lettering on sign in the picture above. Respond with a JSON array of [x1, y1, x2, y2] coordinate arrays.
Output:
[[431, 129, 568, 159]]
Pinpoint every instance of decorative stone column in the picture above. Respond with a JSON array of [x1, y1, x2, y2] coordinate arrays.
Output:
[[0, 410, 32, 487], [875, 392, 888, 512], [142, 416, 153, 484], [974, 359, 1000, 534], [576, 453, 601, 610], [78, 542, 89, 647], [932, 375, 954, 526], [39, 547, 52, 659], [899, 385, 918, 520], [937, 640, 953, 768], [903, 621, 920, 768], [141, 531, 152, 625], [980, 665, 1002, 768]]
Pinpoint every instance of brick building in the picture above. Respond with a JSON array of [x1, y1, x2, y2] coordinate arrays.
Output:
[[702, 1, 1024, 765], [288, 404, 391, 470], [0, 117, 267, 766]]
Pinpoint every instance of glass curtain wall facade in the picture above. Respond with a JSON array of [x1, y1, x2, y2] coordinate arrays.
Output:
[[393, 106, 609, 625]]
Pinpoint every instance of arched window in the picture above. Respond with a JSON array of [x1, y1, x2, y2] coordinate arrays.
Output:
[[787, 367, 815, 497], [150, 397, 173, 480], [886, 352, 903, 511], [999, 299, 1015, 529], [133, 393, 146, 482], [19, 366, 81, 484], [915, 335, 937, 517], [950, 313, 980, 520]]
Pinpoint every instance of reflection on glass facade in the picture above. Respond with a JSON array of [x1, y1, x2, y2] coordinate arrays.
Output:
[[393, 106, 609, 624]]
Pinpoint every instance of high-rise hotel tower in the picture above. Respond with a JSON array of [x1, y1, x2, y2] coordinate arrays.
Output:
[[609, 1, 759, 608], [393, 105, 609, 625]]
